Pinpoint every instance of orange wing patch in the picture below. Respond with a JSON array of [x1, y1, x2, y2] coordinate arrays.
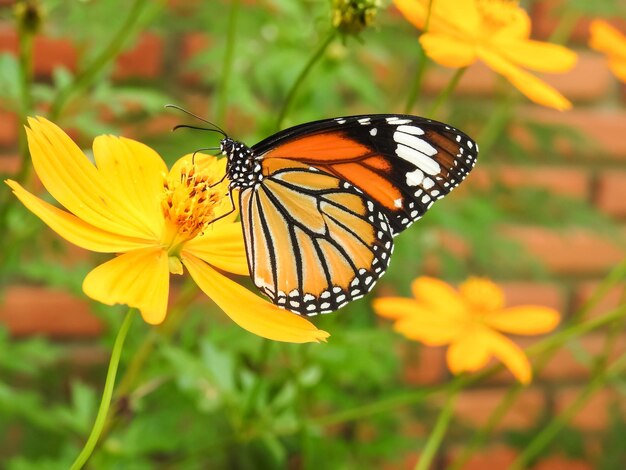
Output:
[[328, 162, 402, 211], [263, 131, 371, 161]]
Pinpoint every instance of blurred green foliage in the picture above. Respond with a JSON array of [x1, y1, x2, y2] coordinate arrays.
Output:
[[1, 0, 625, 469]]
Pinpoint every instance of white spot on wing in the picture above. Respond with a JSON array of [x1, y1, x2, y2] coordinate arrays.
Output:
[[406, 168, 424, 186], [396, 144, 441, 175], [394, 131, 437, 156], [396, 125, 424, 135]]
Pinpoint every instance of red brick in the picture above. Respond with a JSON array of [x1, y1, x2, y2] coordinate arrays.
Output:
[[573, 282, 626, 319], [468, 165, 590, 199], [0, 285, 103, 337], [0, 23, 18, 52], [518, 108, 626, 160], [0, 110, 18, 147], [532, 455, 593, 470], [33, 35, 77, 76], [447, 445, 517, 470], [500, 225, 626, 275], [531, 0, 626, 43], [539, 334, 626, 381], [423, 52, 610, 102], [0, 25, 77, 75], [555, 387, 623, 430], [180, 32, 212, 84], [595, 170, 626, 218], [0, 154, 20, 174], [455, 388, 545, 430], [501, 282, 565, 311], [114, 32, 163, 80], [400, 343, 447, 385]]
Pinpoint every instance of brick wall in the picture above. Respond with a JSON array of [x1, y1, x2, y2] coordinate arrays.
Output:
[[0, 1, 625, 468]]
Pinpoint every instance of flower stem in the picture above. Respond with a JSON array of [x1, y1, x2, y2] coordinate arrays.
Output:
[[70, 309, 135, 470], [49, 0, 149, 120], [275, 29, 337, 131], [476, 89, 516, 157], [16, 19, 34, 169], [414, 383, 460, 470], [215, 0, 240, 125], [98, 281, 198, 440], [509, 348, 626, 470], [427, 67, 466, 119], [403, 0, 434, 114]]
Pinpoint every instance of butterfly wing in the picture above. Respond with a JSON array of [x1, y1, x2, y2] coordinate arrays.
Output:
[[252, 114, 478, 234], [239, 167, 394, 315]]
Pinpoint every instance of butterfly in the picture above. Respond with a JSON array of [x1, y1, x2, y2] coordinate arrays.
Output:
[[173, 110, 478, 316]]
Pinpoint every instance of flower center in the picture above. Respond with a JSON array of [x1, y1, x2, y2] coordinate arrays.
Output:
[[476, 0, 520, 29], [161, 162, 222, 250], [459, 277, 505, 318]]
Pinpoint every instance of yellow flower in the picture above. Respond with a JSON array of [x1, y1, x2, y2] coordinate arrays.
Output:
[[6, 117, 329, 344], [589, 20, 626, 83], [373, 276, 560, 383], [394, 0, 577, 110]]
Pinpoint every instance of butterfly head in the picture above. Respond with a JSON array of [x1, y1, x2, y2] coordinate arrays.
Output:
[[221, 137, 262, 190]]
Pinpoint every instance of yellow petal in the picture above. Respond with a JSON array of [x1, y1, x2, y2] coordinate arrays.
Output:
[[93, 135, 167, 238], [482, 329, 532, 384], [495, 39, 577, 73], [182, 222, 249, 276], [26, 117, 158, 239], [373, 297, 465, 345], [489, 3, 531, 40], [411, 277, 466, 320], [372, 297, 419, 320], [83, 247, 170, 324], [477, 48, 572, 110], [420, 32, 478, 68], [395, 0, 480, 37], [589, 20, 626, 58], [446, 327, 491, 375], [395, 315, 466, 346], [182, 253, 329, 343], [608, 56, 626, 83], [484, 306, 560, 335], [6, 180, 155, 252], [393, 0, 430, 30]]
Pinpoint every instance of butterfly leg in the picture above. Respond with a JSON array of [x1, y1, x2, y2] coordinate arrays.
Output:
[[208, 190, 236, 226]]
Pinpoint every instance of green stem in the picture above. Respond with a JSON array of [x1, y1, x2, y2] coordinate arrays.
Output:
[[215, 0, 240, 125], [548, 10, 581, 45], [427, 67, 466, 119], [510, 349, 626, 470], [98, 281, 198, 442], [49, 0, 149, 120], [70, 309, 135, 470], [275, 29, 337, 131], [476, 90, 515, 157], [414, 384, 460, 470], [403, 0, 434, 114], [17, 23, 34, 168]]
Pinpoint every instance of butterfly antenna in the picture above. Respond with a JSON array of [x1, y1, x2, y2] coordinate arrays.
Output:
[[191, 147, 220, 165], [165, 104, 227, 137]]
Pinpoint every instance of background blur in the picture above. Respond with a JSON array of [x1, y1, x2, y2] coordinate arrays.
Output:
[[0, 0, 625, 468]]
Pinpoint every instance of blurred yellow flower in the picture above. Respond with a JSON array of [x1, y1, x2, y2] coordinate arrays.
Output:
[[589, 20, 626, 83], [373, 276, 560, 383], [6, 117, 329, 344], [394, 0, 577, 110]]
